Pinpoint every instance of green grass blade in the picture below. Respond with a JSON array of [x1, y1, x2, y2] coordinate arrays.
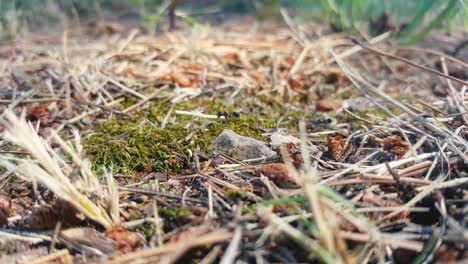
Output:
[[401, 0, 458, 44], [175, 11, 198, 26]]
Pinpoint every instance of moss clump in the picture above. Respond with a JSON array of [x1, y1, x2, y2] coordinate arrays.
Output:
[[84, 97, 283, 174], [160, 207, 191, 219], [120, 97, 139, 108], [134, 222, 156, 241], [226, 189, 245, 202]]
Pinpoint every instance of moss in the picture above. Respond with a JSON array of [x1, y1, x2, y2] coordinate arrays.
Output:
[[0, 241, 16, 256], [84, 97, 287, 174], [133, 206, 193, 239], [160, 206, 191, 218], [226, 189, 245, 202], [7, 175, 17, 182], [86, 94, 408, 174], [120, 97, 139, 108], [159, 206, 192, 230], [134, 222, 156, 241]]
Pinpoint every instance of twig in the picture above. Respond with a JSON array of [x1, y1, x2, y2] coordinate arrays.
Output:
[[338, 231, 423, 251], [220, 226, 242, 264], [119, 186, 206, 204], [67, 98, 124, 124], [397, 46, 468, 69], [0, 98, 63, 104], [27, 249, 72, 264], [122, 86, 168, 113], [175, 110, 224, 119], [351, 38, 468, 87], [108, 230, 232, 264]]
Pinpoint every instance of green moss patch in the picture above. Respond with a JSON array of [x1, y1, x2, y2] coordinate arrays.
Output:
[[84, 97, 285, 174]]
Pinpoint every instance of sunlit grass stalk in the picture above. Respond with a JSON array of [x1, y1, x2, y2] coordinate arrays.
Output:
[[0, 110, 116, 230], [297, 121, 340, 261], [265, 121, 377, 262]]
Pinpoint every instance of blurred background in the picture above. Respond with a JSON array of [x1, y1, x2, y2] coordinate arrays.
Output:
[[0, 0, 467, 44]]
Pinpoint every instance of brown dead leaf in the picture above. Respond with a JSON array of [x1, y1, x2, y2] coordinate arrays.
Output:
[[26, 105, 52, 125], [383, 136, 409, 157], [190, 78, 201, 87], [288, 75, 305, 89], [249, 71, 264, 85], [280, 56, 295, 70], [106, 225, 142, 252], [223, 52, 240, 61], [160, 73, 174, 82], [327, 135, 345, 161], [120, 68, 146, 77], [316, 99, 341, 112], [171, 72, 192, 87], [160, 71, 193, 87], [276, 142, 303, 169], [256, 163, 300, 188], [144, 164, 153, 173], [184, 63, 203, 73]]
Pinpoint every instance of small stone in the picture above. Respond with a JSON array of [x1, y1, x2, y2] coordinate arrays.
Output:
[[211, 130, 276, 160], [269, 132, 300, 149]]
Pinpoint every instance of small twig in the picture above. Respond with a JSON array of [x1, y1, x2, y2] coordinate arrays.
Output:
[[351, 38, 468, 87], [108, 230, 232, 264], [220, 226, 242, 264], [452, 39, 468, 58], [385, 162, 401, 189], [0, 98, 63, 104], [338, 231, 423, 251], [119, 186, 206, 204], [199, 246, 223, 264], [208, 186, 214, 219], [397, 46, 468, 69], [0, 151, 29, 155], [27, 249, 72, 264], [67, 98, 124, 124], [122, 86, 168, 114]]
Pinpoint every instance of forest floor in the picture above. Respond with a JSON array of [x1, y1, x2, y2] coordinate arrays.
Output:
[[0, 15, 467, 263]]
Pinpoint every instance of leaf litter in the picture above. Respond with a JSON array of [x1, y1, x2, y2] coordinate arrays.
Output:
[[0, 14, 467, 263]]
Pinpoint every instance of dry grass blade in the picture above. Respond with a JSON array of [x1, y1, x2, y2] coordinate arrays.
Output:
[[330, 49, 468, 163], [0, 110, 115, 229], [353, 39, 468, 87], [257, 208, 336, 263], [25, 249, 72, 264], [108, 230, 233, 264]]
